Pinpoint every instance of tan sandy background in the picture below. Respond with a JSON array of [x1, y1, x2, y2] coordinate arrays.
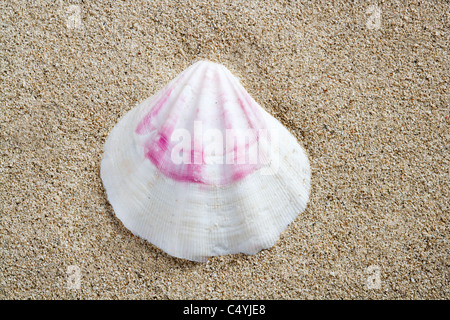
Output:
[[0, 0, 448, 299]]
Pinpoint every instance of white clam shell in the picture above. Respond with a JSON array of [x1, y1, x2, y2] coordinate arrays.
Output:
[[101, 61, 311, 262]]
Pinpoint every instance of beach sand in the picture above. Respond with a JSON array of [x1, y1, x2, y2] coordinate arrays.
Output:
[[0, 0, 448, 299]]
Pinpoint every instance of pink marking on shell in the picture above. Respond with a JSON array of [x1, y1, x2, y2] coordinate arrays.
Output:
[[230, 164, 257, 182], [136, 87, 174, 135], [134, 64, 266, 185]]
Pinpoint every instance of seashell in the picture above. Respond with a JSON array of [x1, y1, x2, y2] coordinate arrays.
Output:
[[101, 60, 311, 262]]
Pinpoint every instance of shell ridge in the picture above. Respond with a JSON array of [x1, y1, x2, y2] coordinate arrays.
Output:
[[136, 61, 203, 136], [227, 72, 265, 175], [225, 69, 265, 131], [215, 65, 236, 185], [217, 68, 264, 184], [138, 63, 209, 183], [164, 63, 208, 183]]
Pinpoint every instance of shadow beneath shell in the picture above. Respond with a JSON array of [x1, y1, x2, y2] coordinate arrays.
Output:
[[99, 186, 253, 271], [102, 200, 199, 271]]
